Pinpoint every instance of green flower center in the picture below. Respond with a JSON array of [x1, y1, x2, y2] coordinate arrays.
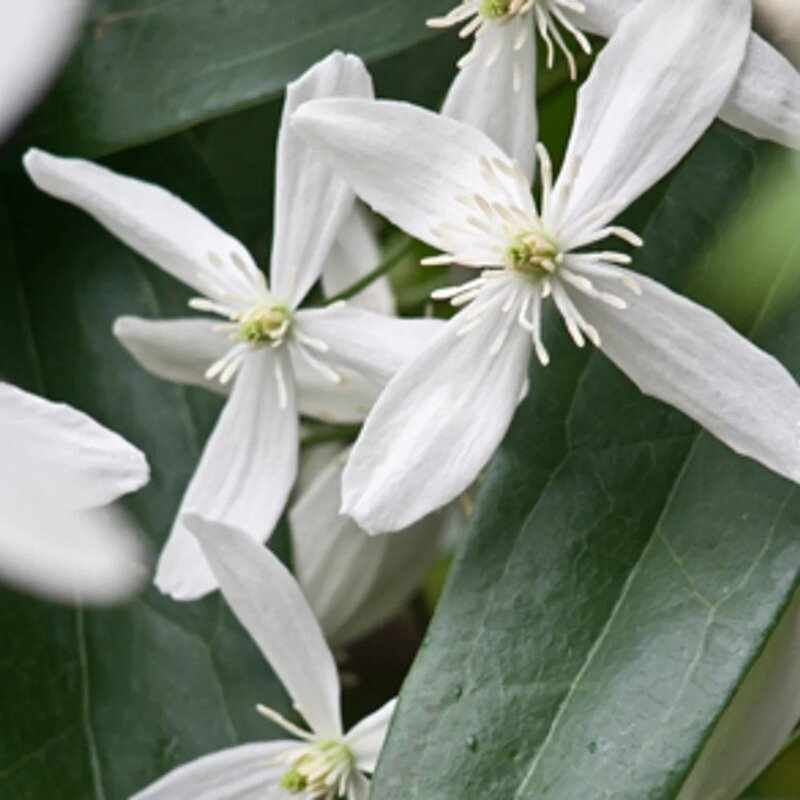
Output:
[[506, 231, 561, 278], [235, 302, 292, 346], [479, 0, 512, 19], [278, 739, 355, 799]]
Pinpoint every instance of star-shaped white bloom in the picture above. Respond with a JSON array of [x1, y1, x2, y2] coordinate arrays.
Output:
[[430, 0, 798, 181], [0, 0, 87, 142], [0, 382, 148, 603], [24, 52, 441, 600], [293, 0, 800, 534], [132, 514, 395, 800]]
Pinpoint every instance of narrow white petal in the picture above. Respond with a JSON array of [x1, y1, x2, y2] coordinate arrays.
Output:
[[271, 52, 374, 308], [569, 271, 800, 484], [295, 306, 444, 386], [0, 382, 149, 508], [442, 17, 538, 182], [188, 515, 343, 738], [114, 316, 231, 396], [0, 0, 87, 141], [554, 0, 752, 232], [291, 98, 518, 250], [347, 771, 372, 800], [23, 149, 256, 297], [346, 698, 398, 773], [290, 446, 443, 645], [342, 292, 531, 534], [321, 205, 395, 315], [155, 350, 298, 601], [130, 740, 296, 800], [566, 0, 636, 37], [720, 33, 800, 150], [677, 588, 800, 800]]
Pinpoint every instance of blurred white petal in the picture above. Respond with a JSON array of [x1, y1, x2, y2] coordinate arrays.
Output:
[[0, 0, 87, 141], [189, 515, 343, 737]]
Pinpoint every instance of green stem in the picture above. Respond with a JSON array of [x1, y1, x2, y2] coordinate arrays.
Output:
[[325, 236, 415, 305]]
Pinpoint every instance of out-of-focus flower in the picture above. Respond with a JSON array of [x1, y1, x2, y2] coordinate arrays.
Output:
[[24, 52, 441, 601], [295, 0, 800, 534], [0, 0, 87, 141], [431, 0, 799, 165], [131, 515, 395, 800], [0, 382, 148, 604]]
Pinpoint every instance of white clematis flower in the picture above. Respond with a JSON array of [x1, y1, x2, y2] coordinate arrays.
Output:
[[132, 514, 395, 800], [0, 0, 87, 142], [0, 382, 149, 604], [294, 0, 800, 534], [24, 52, 441, 601], [431, 0, 799, 164]]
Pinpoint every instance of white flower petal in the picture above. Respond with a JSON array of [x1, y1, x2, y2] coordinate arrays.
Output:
[[23, 149, 255, 297], [0, 382, 148, 508], [342, 295, 531, 534], [677, 588, 800, 800], [290, 446, 443, 645], [442, 16, 537, 182], [0, 502, 146, 606], [130, 740, 296, 800], [294, 360, 381, 424], [188, 515, 343, 737], [554, 0, 752, 233], [271, 52, 374, 308], [569, 270, 800, 485], [291, 98, 516, 250], [322, 205, 395, 315], [114, 316, 230, 396], [569, 0, 635, 37], [0, 0, 87, 141], [346, 698, 397, 773], [155, 349, 298, 601], [295, 306, 444, 386], [720, 33, 800, 150], [347, 771, 372, 800]]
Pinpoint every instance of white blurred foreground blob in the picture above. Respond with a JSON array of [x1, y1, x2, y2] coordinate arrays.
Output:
[[132, 516, 395, 800], [754, 0, 800, 66], [0, 383, 149, 604], [0, 0, 87, 141]]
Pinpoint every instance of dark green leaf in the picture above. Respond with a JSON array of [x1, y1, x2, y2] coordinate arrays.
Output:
[[9, 0, 452, 159], [372, 127, 800, 799], [0, 136, 291, 800]]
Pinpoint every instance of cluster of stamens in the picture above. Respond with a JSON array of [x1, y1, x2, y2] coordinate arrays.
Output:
[[188, 250, 345, 406], [428, 0, 592, 83], [258, 705, 356, 800], [425, 143, 644, 366]]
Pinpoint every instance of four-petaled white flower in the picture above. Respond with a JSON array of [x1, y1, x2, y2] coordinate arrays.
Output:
[[132, 514, 395, 800], [24, 52, 440, 600], [0, 382, 148, 604], [430, 0, 799, 183], [293, 0, 800, 534], [0, 0, 87, 142]]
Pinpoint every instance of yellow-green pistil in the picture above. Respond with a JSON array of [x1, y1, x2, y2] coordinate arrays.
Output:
[[278, 740, 355, 798], [479, 0, 512, 19], [234, 302, 291, 346], [506, 231, 561, 278]]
